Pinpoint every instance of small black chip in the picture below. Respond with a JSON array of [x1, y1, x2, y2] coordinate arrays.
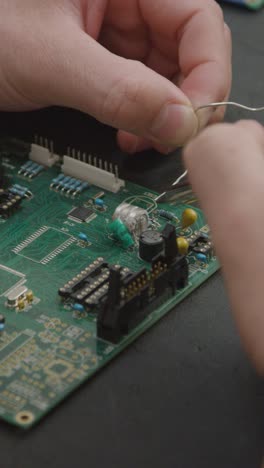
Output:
[[68, 206, 94, 223]]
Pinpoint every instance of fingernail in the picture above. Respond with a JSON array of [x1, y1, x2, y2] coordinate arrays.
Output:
[[148, 104, 198, 146]]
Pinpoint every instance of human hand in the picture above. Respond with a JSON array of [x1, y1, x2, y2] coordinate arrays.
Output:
[[0, 0, 231, 153], [184, 121, 264, 374]]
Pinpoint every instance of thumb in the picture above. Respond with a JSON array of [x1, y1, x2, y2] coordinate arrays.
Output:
[[184, 121, 264, 374], [40, 27, 198, 147]]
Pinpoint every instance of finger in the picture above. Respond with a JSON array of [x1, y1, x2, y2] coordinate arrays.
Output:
[[177, 2, 232, 129], [184, 121, 264, 373], [208, 23, 232, 124], [117, 133, 151, 154], [117, 131, 173, 154], [34, 24, 198, 147]]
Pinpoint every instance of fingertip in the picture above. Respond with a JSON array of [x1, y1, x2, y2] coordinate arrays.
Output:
[[147, 103, 199, 147], [235, 120, 264, 143], [117, 131, 173, 155], [117, 131, 151, 154]]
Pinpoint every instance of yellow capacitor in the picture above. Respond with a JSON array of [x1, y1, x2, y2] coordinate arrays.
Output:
[[26, 290, 34, 303], [17, 300, 25, 310], [176, 237, 189, 255], [181, 208, 198, 229]]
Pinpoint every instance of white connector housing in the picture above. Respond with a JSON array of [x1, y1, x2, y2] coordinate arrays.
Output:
[[30, 144, 59, 167], [62, 156, 125, 193]]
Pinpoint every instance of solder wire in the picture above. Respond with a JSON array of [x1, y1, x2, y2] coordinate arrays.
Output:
[[155, 101, 264, 202]]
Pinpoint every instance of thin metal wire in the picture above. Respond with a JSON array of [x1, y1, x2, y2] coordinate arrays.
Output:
[[171, 169, 188, 186], [155, 101, 264, 203], [196, 101, 264, 112]]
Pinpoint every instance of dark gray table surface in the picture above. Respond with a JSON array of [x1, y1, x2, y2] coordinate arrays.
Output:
[[0, 4, 264, 468]]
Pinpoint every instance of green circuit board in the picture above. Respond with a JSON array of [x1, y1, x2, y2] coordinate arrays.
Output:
[[0, 142, 219, 428]]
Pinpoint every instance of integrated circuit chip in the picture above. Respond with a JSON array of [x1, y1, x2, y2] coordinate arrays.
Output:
[[68, 206, 94, 223]]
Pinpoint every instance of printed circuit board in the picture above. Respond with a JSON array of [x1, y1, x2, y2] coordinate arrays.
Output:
[[0, 140, 218, 428]]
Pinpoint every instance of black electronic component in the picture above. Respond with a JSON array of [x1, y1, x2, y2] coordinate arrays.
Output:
[[97, 224, 189, 343], [58, 258, 108, 299], [59, 225, 189, 344], [0, 164, 7, 189], [68, 206, 94, 223], [0, 188, 22, 218], [188, 231, 213, 257], [0, 138, 30, 159], [58, 259, 132, 311], [162, 223, 179, 264], [139, 230, 164, 262]]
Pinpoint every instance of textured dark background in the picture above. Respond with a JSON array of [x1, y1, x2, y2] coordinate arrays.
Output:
[[0, 4, 264, 468]]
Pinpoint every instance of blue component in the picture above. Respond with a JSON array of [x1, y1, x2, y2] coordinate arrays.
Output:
[[66, 179, 81, 192], [94, 198, 104, 207], [78, 232, 89, 242], [0, 323, 5, 331], [74, 182, 89, 195], [51, 175, 89, 195], [20, 161, 43, 177], [61, 176, 71, 186], [52, 174, 64, 184], [30, 162, 43, 176], [196, 253, 207, 263], [72, 303, 85, 312], [157, 209, 177, 222], [21, 161, 33, 171], [10, 184, 31, 198], [10, 187, 25, 197]]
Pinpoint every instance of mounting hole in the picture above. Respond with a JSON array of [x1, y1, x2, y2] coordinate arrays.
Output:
[[15, 411, 35, 426]]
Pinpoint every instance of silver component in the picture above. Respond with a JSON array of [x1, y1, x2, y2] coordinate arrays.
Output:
[[7, 285, 28, 308], [113, 203, 149, 237]]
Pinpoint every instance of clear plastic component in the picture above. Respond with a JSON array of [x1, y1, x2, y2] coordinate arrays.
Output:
[[113, 203, 149, 237]]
